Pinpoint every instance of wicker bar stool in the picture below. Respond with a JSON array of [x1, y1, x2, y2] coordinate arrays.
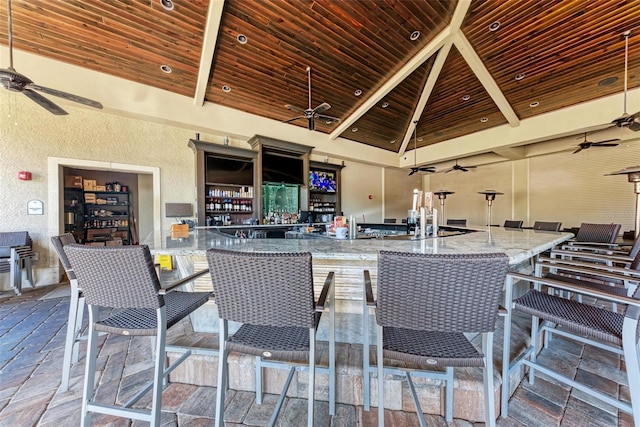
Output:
[[64, 244, 212, 427], [206, 248, 335, 427], [363, 251, 509, 427], [502, 268, 640, 424]]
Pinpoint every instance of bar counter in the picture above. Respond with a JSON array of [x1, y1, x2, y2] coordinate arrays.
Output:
[[148, 226, 573, 342]]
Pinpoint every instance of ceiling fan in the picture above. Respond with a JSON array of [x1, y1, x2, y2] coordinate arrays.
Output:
[[445, 159, 477, 173], [611, 30, 640, 131], [0, 0, 102, 115], [408, 120, 436, 176], [283, 66, 340, 131], [572, 132, 619, 154]]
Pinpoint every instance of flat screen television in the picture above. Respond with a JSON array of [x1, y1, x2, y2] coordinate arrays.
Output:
[[262, 152, 304, 185], [206, 155, 253, 185], [309, 170, 336, 192]]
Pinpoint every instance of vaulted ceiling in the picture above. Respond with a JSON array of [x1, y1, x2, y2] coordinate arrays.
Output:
[[1, 0, 639, 166]]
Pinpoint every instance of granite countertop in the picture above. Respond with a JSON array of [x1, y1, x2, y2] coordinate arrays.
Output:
[[147, 226, 573, 266]]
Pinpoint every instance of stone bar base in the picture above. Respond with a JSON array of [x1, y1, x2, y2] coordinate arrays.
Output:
[[167, 311, 532, 423]]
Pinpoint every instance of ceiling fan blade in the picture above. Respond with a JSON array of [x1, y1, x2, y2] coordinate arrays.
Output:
[[593, 138, 620, 144], [23, 88, 68, 115], [465, 165, 477, 169], [592, 142, 619, 147], [408, 168, 417, 176], [282, 116, 305, 124], [308, 117, 315, 131], [444, 168, 454, 173], [572, 147, 583, 154], [419, 167, 436, 172], [313, 102, 331, 114], [26, 84, 102, 109], [460, 167, 469, 172], [315, 114, 340, 124], [285, 104, 305, 113]]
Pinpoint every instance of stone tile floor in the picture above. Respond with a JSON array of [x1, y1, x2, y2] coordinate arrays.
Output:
[[0, 284, 635, 426]]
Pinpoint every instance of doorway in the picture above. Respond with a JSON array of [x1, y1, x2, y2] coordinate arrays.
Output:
[[48, 157, 161, 249]]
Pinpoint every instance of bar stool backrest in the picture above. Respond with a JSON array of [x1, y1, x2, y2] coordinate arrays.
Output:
[[574, 223, 621, 243], [207, 248, 316, 328], [376, 251, 509, 332], [51, 233, 77, 280], [64, 244, 163, 309], [533, 221, 562, 231], [503, 220, 523, 228]]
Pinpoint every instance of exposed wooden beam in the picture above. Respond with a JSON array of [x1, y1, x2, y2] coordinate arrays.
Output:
[[453, 31, 520, 127], [398, 42, 453, 156], [194, 0, 225, 106], [328, 30, 450, 139]]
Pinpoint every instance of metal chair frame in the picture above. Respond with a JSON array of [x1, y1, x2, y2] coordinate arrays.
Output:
[[64, 244, 211, 427], [363, 251, 509, 427], [501, 268, 640, 424], [206, 248, 335, 427], [51, 233, 86, 392]]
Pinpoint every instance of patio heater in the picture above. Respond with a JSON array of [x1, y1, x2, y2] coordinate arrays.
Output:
[[433, 190, 454, 226], [478, 190, 504, 227], [606, 165, 640, 238]]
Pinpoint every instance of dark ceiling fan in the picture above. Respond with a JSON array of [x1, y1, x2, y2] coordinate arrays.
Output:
[[0, 0, 102, 115], [408, 120, 436, 176], [572, 132, 619, 154], [611, 30, 640, 131], [283, 66, 340, 131], [445, 159, 477, 173]]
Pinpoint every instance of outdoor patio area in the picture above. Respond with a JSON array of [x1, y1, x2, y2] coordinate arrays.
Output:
[[0, 284, 634, 426]]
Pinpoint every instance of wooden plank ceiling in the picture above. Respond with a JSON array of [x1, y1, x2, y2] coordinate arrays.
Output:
[[0, 0, 639, 158]]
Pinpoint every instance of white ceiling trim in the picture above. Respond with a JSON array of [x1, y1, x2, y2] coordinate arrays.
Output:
[[398, 41, 453, 156], [193, 0, 225, 106], [453, 31, 520, 127]]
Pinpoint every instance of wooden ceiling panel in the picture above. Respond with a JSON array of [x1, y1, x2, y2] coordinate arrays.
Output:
[[463, 0, 640, 121], [338, 59, 434, 151], [0, 0, 638, 157], [0, 0, 208, 97]]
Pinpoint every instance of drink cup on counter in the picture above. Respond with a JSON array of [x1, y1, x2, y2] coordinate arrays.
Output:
[[335, 227, 348, 239]]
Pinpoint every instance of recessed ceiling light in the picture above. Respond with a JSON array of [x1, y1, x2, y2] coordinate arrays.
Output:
[[222, 85, 231, 92], [489, 21, 500, 31], [354, 89, 362, 97], [160, 0, 174, 11], [160, 64, 172, 74], [515, 73, 525, 81], [381, 102, 389, 108], [529, 101, 540, 107], [480, 117, 488, 123], [598, 76, 618, 86], [417, 138, 423, 142], [325, 119, 334, 124], [390, 139, 395, 144], [351, 127, 359, 132], [237, 34, 248, 44], [410, 30, 420, 41], [462, 94, 471, 101]]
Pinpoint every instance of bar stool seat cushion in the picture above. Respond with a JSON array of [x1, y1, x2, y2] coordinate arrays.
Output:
[[514, 290, 624, 345], [382, 327, 484, 368], [227, 324, 320, 363], [95, 291, 211, 336]]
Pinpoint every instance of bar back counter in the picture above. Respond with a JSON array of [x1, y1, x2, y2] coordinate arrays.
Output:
[[147, 226, 572, 422]]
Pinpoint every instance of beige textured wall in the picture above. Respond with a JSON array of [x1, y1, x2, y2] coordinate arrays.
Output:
[[340, 162, 384, 223], [0, 96, 200, 288], [428, 139, 640, 230], [384, 168, 422, 222]]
